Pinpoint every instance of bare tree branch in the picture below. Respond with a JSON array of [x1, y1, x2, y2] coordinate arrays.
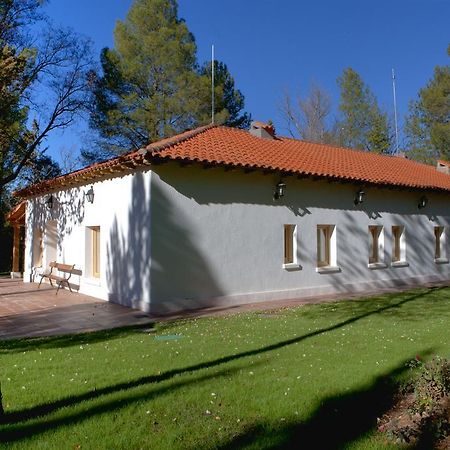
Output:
[[279, 82, 334, 143], [0, 11, 94, 188]]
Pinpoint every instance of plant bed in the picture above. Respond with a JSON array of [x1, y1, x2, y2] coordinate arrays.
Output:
[[378, 356, 450, 448]]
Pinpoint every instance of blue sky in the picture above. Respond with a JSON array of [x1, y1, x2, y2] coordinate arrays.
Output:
[[42, 0, 449, 164]]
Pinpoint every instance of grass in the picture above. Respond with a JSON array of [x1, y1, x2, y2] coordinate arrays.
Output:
[[0, 286, 449, 449]]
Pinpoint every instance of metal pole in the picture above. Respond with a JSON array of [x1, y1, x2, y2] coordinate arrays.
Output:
[[392, 68, 399, 155], [211, 44, 215, 124]]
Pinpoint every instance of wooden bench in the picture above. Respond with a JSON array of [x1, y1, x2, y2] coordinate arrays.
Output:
[[38, 262, 76, 294]]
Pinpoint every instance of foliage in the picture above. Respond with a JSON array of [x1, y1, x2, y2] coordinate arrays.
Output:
[[87, 0, 205, 160], [0, 0, 89, 273], [0, 192, 13, 272], [0, 287, 449, 449], [405, 46, 450, 164], [14, 152, 61, 189], [86, 0, 250, 164], [337, 68, 392, 153], [0, 0, 93, 190], [408, 356, 449, 416], [199, 60, 251, 129], [379, 356, 449, 446]]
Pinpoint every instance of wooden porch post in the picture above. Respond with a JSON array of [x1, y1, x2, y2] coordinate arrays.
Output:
[[12, 224, 20, 273]]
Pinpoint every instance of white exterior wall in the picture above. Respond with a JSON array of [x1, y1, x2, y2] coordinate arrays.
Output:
[[148, 163, 450, 314], [24, 170, 153, 311], [23, 162, 450, 314]]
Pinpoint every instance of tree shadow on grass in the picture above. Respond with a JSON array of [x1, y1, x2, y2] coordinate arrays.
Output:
[[216, 352, 435, 450], [0, 287, 438, 435], [297, 286, 450, 324], [0, 323, 155, 354], [0, 354, 260, 443]]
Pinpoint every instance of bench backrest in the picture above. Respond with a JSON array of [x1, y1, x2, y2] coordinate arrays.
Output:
[[55, 263, 76, 273]]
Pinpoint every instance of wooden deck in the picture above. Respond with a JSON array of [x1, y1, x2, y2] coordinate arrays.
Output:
[[0, 277, 153, 340]]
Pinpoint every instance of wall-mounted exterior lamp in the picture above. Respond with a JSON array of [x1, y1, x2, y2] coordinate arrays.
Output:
[[418, 196, 428, 209], [85, 186, 95, 204], [273, 181, 286, 200], [45, 194, 54, 209], [354, 189, 365, 205]]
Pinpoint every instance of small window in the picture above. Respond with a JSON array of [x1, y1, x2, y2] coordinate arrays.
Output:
[[317, 225, 336, 269], [434, 226, 447, 262], [392, 225, 406, 264], [282, 224, 301, 269], [86, 226, 101, 278], [284, 224, 296, 264], [369, 225, 384, 265]]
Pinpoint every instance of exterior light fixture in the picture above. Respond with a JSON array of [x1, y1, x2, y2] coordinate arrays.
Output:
[[274, 181, 286, 200], [354, 189, 365, 205], [418, 196, 428, 209], [45, 194, 54, 209], [85, 186, 95, 204]]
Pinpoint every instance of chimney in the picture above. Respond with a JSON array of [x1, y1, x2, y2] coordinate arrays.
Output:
[[436, 160, 450, 175], [249, 121, 276, 139]]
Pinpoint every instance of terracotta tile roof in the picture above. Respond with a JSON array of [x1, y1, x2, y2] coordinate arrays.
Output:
[[147, 126, 450, 192], [15, 124, 450, 198]]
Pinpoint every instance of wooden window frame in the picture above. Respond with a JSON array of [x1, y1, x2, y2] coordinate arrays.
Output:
[[317, 225, 332, 268], [369, 225, 383, 264], [434, 226, 446, 261], [392, 225, 404, 263], [284, 224, 295, 264], [91, 226, 100, 278]]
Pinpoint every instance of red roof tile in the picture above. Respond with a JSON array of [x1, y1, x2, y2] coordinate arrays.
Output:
[[15, 124, 450, 197], [149, 126, 450, 192]]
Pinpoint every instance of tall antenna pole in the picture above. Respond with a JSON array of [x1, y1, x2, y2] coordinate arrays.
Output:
[[392, 68, 399, 155], [211, 44, 215, 124]]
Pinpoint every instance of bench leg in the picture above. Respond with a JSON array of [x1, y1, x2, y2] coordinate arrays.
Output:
[[38, 276, 45, 288], [55, 281, 72, 295]]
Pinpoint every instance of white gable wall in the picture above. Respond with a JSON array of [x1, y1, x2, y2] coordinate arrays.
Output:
[[24, 170, 153, 311]]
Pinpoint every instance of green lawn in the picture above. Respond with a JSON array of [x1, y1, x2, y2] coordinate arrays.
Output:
[[0, 287, 449, 449]]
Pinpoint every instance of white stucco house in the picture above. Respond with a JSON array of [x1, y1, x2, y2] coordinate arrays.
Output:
[[14, 122, 450, 314]]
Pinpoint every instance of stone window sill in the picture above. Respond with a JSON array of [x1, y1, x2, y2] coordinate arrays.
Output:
[[368, 262, 388, 270], [282, 263, 302, 271], [391, 261, 409, 268], [316, 266, 341, 274], [435, 258, 449, 264]]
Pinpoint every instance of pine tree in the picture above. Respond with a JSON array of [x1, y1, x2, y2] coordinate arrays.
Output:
[[87, 0, 250, 163], [199, 60, 251, 129], [405, 46, 450, 163], [88, 0, 205, 158], [337, 68, 392, 153]]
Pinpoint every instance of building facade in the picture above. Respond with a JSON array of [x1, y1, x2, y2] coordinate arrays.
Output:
[[18, 124, 450, 314]]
